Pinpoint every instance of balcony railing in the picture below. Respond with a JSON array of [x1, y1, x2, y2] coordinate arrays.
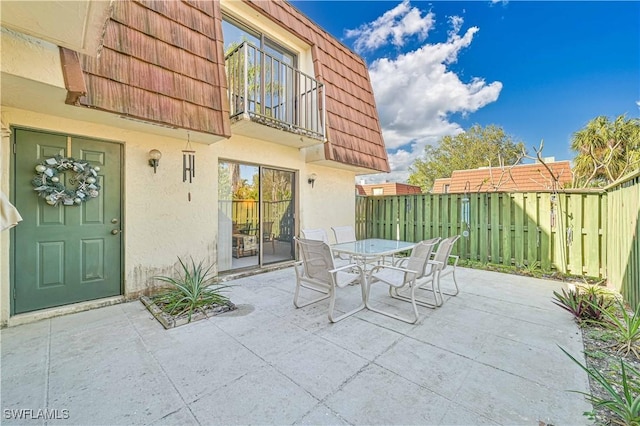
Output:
[[225, 42, 325, 141]]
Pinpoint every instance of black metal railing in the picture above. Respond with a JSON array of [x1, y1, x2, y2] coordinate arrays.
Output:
[[225, 42, 325, 140]]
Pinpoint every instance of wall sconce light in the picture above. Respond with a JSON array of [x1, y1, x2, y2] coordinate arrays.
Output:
[[148, 149, 162, 173], [307, 173, 317, 188]]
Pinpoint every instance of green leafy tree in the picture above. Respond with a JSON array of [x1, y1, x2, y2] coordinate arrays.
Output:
[[233, 176, 258, 200], [262, 170, 292, 202], [408, 125, 526, 192], [571, 114, 640, 188], [218, 163, 232, 200], [225, 41, 283, 117]]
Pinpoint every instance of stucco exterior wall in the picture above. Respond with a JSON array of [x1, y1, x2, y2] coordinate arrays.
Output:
[[0, 106, 357, 326], [0, 28, 64, 87], [0, 8, 361, 326], [300, 165, 356, 243]]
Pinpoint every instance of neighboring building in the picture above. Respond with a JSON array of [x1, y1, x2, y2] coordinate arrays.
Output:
[[356, 183, 423, 196], [431, 160, 572, 194], [0, 0, 389, 325]]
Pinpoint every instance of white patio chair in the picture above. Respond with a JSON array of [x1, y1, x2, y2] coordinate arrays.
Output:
[[262, 221, 276, 253], [302, 228, 350, 267], [301, 228, 329, 243], [331, 226, 356, 244], [428, 235, 461, 297], [392, 235, 460, 308], [293, 237, 366, 322], [365, 240, 439, 323], [331, 225, 358, 263]]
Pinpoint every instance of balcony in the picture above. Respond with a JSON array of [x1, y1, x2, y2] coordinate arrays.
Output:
[[225, 42, 326, 148]]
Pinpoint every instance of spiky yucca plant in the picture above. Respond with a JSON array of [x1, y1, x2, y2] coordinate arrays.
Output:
[[561, 346, 640, 425], [152, 257, 232, 322]]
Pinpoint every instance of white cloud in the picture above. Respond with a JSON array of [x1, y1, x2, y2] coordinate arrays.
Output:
[[349, 6, 502, 183], [448, 15, 464, 38], [345, 0, 434, 53]]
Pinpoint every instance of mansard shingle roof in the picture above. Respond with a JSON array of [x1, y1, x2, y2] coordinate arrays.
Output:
[[72, 0, 231, 138], [63, 0, 389, 172], [239, 1, 389, 172]]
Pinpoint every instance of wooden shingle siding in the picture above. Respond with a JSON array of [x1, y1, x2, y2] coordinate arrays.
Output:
[[71, 0, 231, 137], [59, 48, 87, 105], [62, 0, 388, 171], [245, 1, 389, 173]]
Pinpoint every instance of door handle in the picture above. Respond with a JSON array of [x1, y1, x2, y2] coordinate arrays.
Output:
[[111, 229, 121, 235]]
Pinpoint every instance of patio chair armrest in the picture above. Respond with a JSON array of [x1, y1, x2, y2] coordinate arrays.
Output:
[[392, 257, 408, 267], [427, 260, 444, 268], [329, 263, 362, 274], [293, 260, 305, 277], [367, 264, 418, 276], [448, 255, 459, 266]]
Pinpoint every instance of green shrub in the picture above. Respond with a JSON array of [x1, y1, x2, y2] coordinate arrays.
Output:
[[593, 299, 640, 358], [522, 260, 540, 274], [553, 286, 615, 323], [560, 346, 640, 425], [152, 257, 232, 322]]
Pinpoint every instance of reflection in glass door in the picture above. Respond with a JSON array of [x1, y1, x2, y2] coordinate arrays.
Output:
[[261, 168, 295, 265], [218, 162, 259, 272], [218, 161, 295, 272]]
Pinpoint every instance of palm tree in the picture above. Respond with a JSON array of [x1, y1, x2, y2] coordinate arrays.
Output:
[[571, 114, 640, 187]]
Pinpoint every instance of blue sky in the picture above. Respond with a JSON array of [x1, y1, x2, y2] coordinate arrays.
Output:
[[290, 0, 640, 183]]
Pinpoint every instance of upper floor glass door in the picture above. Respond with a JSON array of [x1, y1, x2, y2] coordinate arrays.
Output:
[[222, 15, 307, 132]]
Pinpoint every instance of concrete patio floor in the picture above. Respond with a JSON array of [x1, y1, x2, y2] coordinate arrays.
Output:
[[1, 266, 592, 425]]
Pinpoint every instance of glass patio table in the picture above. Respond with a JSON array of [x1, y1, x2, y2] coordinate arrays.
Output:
[[331, 238, 416, 270]]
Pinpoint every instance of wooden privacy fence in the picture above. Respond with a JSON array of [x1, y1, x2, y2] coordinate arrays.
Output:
[[219, 199, 294, 240], [356, 191, 607, 278], [605, 170, 640, 308]]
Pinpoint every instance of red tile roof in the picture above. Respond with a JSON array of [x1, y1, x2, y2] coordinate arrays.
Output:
[[356, 183, 423, 196], [431, 161, 573, 193]]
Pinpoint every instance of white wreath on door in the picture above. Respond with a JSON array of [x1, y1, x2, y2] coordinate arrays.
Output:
[[31, 156, 101, 206]]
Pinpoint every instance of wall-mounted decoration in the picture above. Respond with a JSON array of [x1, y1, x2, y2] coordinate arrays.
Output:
[[182, 138, 195, 183], [461, 181, 471, 238], [31, 156, 101, 206], [183, 134, 195, 201]]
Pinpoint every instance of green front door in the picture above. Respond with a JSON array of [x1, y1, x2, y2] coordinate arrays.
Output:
[[12, 128, 122, 314]]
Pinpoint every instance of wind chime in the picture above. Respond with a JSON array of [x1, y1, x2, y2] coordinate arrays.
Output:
[[461, 181, 471, 238], [182, 133, 195, 201]]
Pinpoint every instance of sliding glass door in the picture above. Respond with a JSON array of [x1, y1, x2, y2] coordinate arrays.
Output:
[[218, 161, 295, 272], [261, 167, 295, 265]]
